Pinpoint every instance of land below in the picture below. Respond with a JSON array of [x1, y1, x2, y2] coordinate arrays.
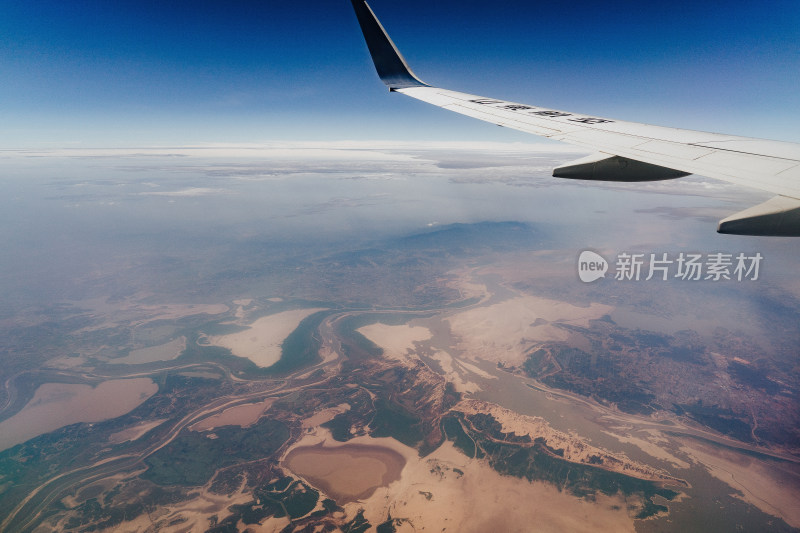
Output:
[[1, 223, 798, 533]]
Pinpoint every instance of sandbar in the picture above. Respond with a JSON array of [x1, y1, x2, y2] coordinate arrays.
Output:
[[190, 399, 273, 431], [357, 441, 637, 533], [446, 295, 613, 365], [209, 308, 325, 368], [357, 323, 432, 363]]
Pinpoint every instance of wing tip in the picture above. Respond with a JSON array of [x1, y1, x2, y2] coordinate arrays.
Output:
[[351, 0, 429, 90], [717, 195, 800, 236]]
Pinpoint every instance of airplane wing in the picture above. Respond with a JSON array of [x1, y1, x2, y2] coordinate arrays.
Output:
[[350, 0, 800, 236]]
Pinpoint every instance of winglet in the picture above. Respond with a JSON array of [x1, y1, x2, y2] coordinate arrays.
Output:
[[717, 195, 800, 236], [351, 0, 429, 90]]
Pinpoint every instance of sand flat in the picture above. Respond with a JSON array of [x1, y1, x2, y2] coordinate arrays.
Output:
[[357, 323, 432, 363], [302, 404, 351, 429], [108, 419, 166, 444], [50, 468, 264, 533], [136, 303, 230, 322], [69, 299, 230, 334], [0, 378, 158, 451], [209, 308, 325, 368], [603, 429, 691, 470], [446, 295, 613, 365], [356, 441, 636, 533], [190, 399, 273, 431], [430, 351, 481, 393], [285, 428, 636, 532]]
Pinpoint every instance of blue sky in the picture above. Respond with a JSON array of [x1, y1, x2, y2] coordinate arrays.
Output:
[[1, 0, 798, 147]]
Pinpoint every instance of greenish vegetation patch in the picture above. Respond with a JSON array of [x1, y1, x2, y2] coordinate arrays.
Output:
[[369, 398, 424, 448], [322, 412, 356, 442], [674, 402, 754, 443], [212, 475, 328, 531], [522, 348, 558, 376], [525, 344, 656, 415], [376, 513, 397, 533], [142, 418, 289, 486], [281, 482, 320, 519], [342, 509, 371, 533], [442, 414, 475, 458], [728, 361, 781, 394]]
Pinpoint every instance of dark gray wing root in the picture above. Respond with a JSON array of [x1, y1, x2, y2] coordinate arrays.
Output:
[[351, 0, 429, 90]]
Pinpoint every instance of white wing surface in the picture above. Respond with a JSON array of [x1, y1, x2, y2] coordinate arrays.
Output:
[[351, 0, 800, 236]]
